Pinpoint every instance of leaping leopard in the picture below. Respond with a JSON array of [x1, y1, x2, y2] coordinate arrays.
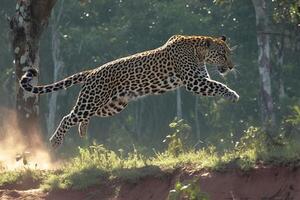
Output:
[[20, 35, 239, 148]]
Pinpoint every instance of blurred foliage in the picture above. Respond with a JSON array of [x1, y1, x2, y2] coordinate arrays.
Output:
[[273, 0, 300, 23], [282, 105, 300, 136], [285, 105, 300, 126]]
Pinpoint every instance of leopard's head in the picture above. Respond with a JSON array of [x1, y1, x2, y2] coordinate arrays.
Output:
[[204, 36, 235, 75]]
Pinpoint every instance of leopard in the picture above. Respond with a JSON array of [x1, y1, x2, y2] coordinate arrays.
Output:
[[20, 35, 239, 148]]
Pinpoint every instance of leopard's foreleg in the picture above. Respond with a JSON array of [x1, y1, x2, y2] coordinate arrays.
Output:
[[184, 77, 239, 102]]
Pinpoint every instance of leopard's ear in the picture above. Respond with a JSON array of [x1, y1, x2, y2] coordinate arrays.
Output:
[[194, 47, 205, 64], [204, 38, 215, 49], [219, 35, 226, 41], [204, 38, 213, 48]]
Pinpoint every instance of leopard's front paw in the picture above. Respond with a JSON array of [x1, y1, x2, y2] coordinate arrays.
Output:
[[49, 134, 64, 149], [224, 90, 239, 102]]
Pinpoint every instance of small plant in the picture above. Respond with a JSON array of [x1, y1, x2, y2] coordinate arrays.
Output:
[[231, 126, 265, 169], [41, 174, 67, 191], [285, 105, 300, 127], [168, 179, 209, 200], [163, 118, 191, 157], [284, 105, 300, 136], [235, 126, 265, 152], [227, 125, 300, 168]]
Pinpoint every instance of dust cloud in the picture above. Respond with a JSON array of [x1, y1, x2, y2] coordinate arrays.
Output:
[[0, 108, 59, 171]]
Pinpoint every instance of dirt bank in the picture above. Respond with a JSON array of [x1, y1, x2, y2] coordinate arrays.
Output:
[[197, 166, 299, 199], [1, 166, 299, 200]]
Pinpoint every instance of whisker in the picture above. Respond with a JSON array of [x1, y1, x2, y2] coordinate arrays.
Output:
[[230, 67, 240, 79], [232, 69, 238, 78], [210, 68, 219, 73], [230, 45, 238, 52], [212, 69, 227, 80], [233, 64, 240, 69], [234, 65, 241, 74], [219, 74, 226, 81]]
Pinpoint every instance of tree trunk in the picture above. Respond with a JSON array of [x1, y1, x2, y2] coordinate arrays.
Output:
[[47, 0, 64, 136], [134, 100, 144, 139], [194, 97, 200, 139], [176, 88, 182, 119], [274, 35, 285, 100], [252, 0, 275, 133], [10, 0, 57, 145]]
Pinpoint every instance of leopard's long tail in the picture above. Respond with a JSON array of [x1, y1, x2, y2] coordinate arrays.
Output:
[[20, 68, 91, 94]]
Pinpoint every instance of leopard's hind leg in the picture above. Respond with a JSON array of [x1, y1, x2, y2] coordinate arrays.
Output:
[[49, 111, 84, 148], [78, 119, 89, 137], [49, 88, 96, 148]]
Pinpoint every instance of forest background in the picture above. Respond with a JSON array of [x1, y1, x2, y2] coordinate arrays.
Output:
[[0, 0, 300, 157]]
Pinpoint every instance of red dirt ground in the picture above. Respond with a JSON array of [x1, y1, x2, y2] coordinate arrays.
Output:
[[1, 166, 300, 200]]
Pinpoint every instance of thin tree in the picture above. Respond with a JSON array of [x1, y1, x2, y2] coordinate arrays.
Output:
[[10, 0, 57, 144], [194, 97, 200, 139], [176, 88, 182, 119], [47, 0, 65, 136], [252, 0, 275, 134]]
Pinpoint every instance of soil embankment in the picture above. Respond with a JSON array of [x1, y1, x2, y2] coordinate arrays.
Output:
[[1, 166, 299, 200]]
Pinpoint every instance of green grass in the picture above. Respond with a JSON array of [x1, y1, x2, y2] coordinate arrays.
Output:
[[0, 168, 47, 189], [2, 126, 300, 191]]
